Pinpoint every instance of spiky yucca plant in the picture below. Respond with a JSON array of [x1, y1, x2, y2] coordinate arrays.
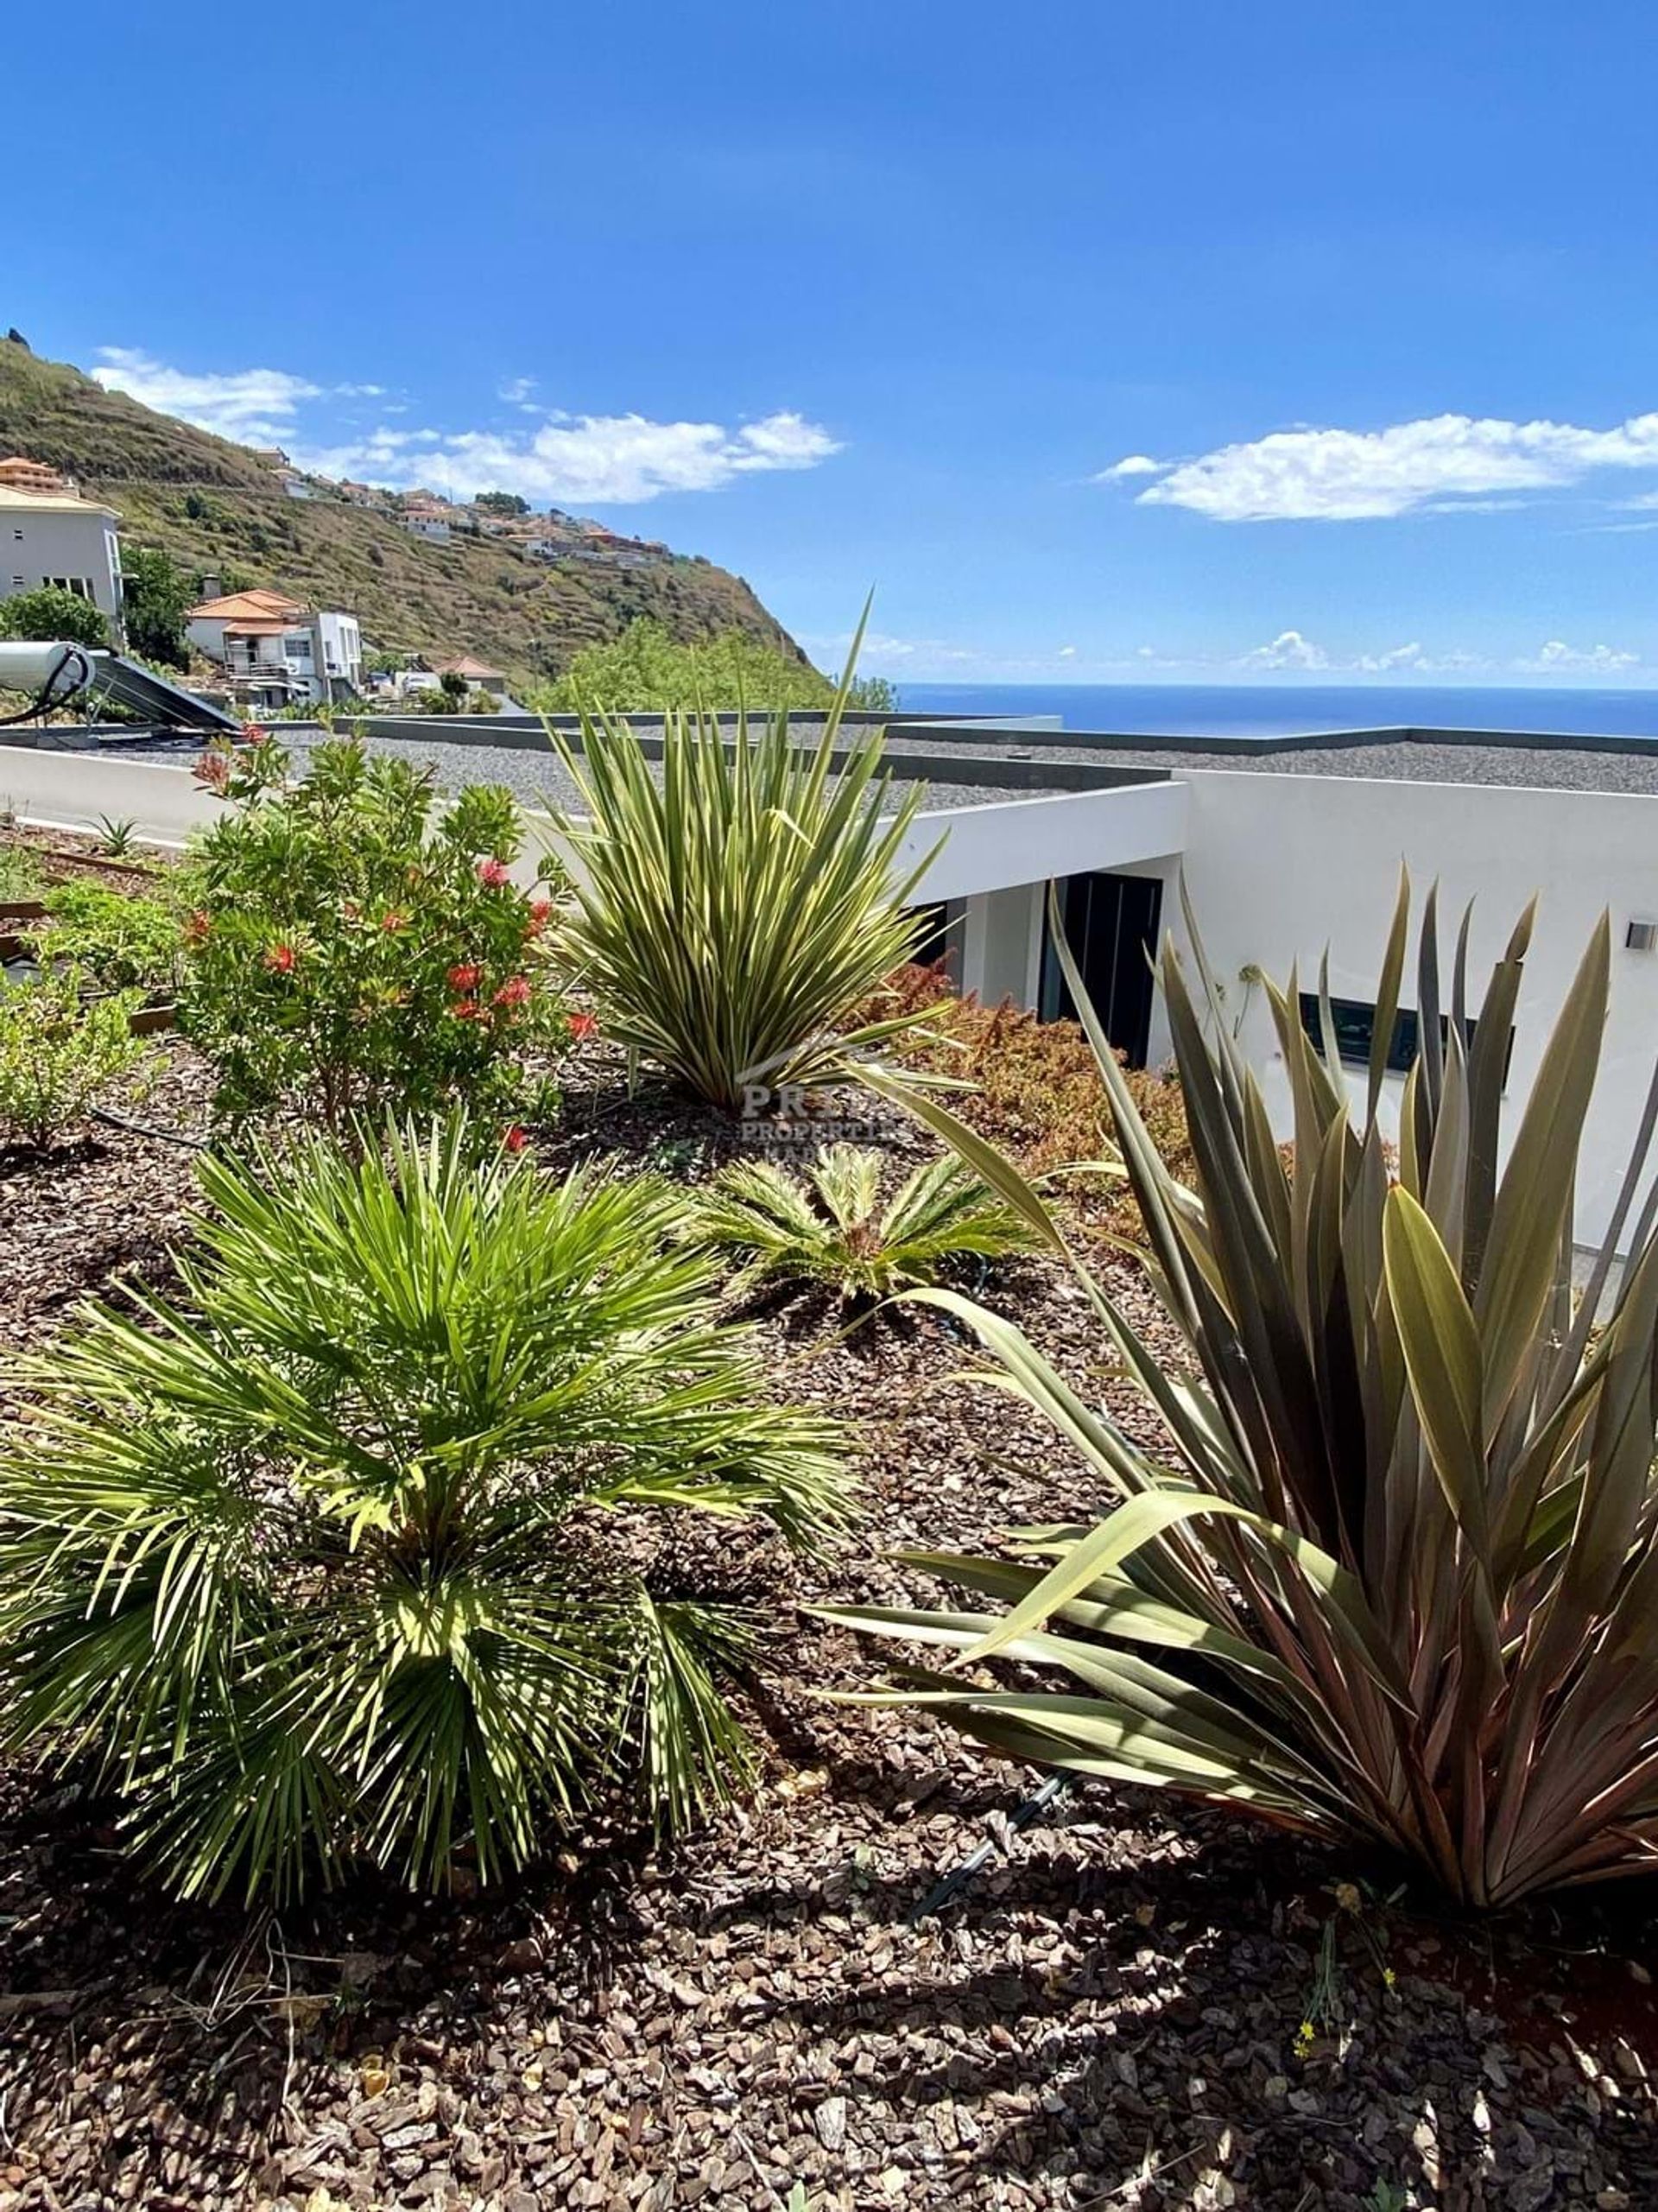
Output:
[[832, 880, 1658, 1905], [701, 1143, 1038, 1301], [0, 1119, 852, 1903], [542, 619, 940, 1109]]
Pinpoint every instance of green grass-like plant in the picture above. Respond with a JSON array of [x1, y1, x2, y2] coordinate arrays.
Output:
[[701, 1143, 1038, 1301], [0, 966, 152, 1147], [543, 636, 939, 1109], [0, 1117, 854, 1901], [831, 878, 1658, 1906]]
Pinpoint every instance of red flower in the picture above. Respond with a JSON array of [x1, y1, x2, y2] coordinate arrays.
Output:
[[184, 909, 212, 945], [502, 1125, 528, 1154], [568, 1010, 598, 1041], [341, 900, 362, 924], [477, 857, 512, 889], [448, 998, 485, 1020], [379, 909, 408, 934], [193, 750, 231, 792], [446, 962, 482, 992], [492, 975, 532, 1010], [524, 896, 554, 937], [263, 941, 297, 974], [241, 721, 270, 746]]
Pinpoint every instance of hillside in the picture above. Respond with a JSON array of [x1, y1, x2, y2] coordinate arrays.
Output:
[[0, 341, 807, 684]]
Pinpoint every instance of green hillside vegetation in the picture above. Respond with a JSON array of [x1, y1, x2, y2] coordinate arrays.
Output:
[[0, 341, 810, 688], [528, 619, 893, 713]]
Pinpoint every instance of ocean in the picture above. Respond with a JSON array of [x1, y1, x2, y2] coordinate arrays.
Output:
[[892, 681, 1658, 741]]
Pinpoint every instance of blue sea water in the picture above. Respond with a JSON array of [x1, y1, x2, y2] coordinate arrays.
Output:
[[893, 681, 1658, 742]]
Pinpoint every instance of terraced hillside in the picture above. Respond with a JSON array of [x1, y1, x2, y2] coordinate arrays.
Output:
[[0, 341, 805, 685]]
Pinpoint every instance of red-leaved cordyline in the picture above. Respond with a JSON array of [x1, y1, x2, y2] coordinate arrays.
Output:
[[263, 942, 297, 975], [476, 857, 511, 889], [502, 1125, 528, 1154], [446, 963, 482, 992], [492, 976, 532, 1010]]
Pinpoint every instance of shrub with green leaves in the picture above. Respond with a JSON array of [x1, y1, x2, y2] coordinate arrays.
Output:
[[528, 617, 895, 715], [546, 659, 938, 1109], [0, 967, 151, 1147], [178, 733, 567, 1134], [701, 1143, 1038, 1301], [0, 1118, 854, 1902], [35, 882, 183, 997], [833, 880, 1658, 1906]]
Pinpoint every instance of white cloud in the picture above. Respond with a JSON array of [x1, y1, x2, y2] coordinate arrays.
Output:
[[1097, 453, 1163, 480], [1237, 629, 1328, 671], [1057, 643, 1078, 659], [1100, 409, 1658, 522], [1516, 640, 1640, 673], [92, 347, 324, 443], [498, 376, 538, 405], [91, 348, 842, 505]]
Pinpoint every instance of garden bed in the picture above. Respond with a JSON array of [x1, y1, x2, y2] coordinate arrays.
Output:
[[0, 1056, 1655, 2212]]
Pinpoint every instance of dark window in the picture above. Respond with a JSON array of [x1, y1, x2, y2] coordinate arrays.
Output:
[[1298, 993, 1514, 1083], [1041, 871, 1162, 1066]]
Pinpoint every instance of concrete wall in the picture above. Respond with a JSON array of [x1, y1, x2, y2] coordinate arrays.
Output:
[[1158, 767, 1658, 1250]]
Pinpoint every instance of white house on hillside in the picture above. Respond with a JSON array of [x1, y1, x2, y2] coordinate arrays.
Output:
[[0, 480, 124, 639], [185, 588, 363, 709]]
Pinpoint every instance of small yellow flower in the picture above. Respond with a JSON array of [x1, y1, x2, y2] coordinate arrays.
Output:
[[1383, 1966, 1397, 1990], [1334, 1880, 1362, 1913]]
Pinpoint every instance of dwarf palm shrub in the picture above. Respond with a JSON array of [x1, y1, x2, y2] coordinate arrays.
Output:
[[835, 882, 1658, 1905], [0, 1118, 851, 1902], [701, 1143, 1037, 1300], [544, 645, 939, 1109]]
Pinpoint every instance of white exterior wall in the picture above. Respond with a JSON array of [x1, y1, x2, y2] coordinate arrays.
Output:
[[0, 502, 123, 637], [317, 612, 362, 694], [1160, 768, 1658, 1251]]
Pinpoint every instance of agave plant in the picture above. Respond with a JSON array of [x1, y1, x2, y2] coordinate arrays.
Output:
[[700, 1143, 1038, 1301], [831, 878, 1658, 1905], [542, 614, 940, 1109], [0, 1118, 852, 1903]]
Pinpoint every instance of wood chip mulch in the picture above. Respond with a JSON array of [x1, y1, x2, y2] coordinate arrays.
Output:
[[1, 1055, 1655, 2212]]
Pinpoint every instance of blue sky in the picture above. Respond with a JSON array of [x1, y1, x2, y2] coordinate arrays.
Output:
[[11, 0, 1658, 683]]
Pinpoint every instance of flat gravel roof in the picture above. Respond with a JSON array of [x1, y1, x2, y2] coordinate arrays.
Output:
[[881, 728, 1658, 797]]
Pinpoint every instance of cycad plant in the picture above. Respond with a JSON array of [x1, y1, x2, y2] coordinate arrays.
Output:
[[701, 1143, 1039, 1301], [543, 620, 940, 1109], [832, 879, 1658, 1905], [0, 1119, 851, 1903]]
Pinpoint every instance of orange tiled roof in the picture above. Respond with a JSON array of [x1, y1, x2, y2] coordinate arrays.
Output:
[[187, 587, 307, 621]]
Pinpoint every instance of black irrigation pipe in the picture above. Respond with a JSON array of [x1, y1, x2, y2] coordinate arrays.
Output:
[[88, 1105, 208, 1151], [908, 1771, 1074, 1924]]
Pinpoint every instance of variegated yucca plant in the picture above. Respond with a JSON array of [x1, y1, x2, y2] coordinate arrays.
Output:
[[542, 609, 940, 1110], [833, 880, 1658, 1905]]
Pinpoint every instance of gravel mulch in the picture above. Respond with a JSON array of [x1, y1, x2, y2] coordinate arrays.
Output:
[[0, 1059, 1655, 2212]]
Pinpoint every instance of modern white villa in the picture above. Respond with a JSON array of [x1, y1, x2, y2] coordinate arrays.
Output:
[[3, 707, 1654, 1250]]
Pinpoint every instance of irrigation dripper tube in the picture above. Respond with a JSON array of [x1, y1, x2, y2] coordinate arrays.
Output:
[[908, 1771, 1073, 1924]]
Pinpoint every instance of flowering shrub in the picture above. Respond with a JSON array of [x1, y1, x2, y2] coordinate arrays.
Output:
[[178, 734, 568, 1134]]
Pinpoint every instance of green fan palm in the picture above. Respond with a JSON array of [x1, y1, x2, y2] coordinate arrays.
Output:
[[700, 1143, 1039, 1301], [541, 611, 943, 1109], [830, 878, 1658, 1906], [0, 1117, 853, 1902]]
